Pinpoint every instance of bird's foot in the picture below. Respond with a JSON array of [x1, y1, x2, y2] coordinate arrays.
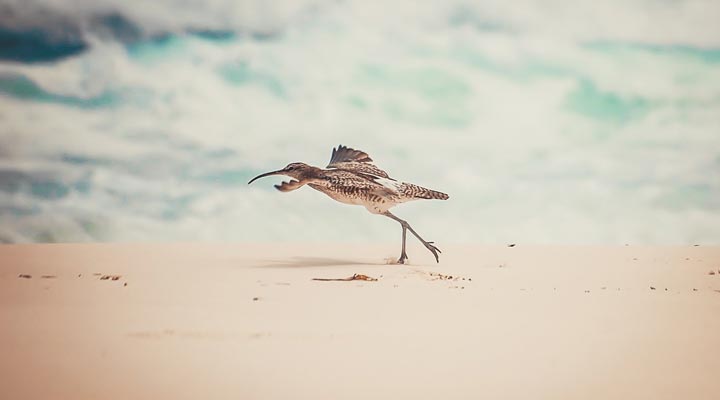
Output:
[[397, 253, 408, 265], [423, 241, 442, 263]]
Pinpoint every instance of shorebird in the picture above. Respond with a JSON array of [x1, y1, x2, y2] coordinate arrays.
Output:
[[248, 145, 449, 264]]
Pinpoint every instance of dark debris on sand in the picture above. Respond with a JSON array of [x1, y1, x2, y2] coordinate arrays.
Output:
[[313, 274, 378, 282], [429, 272, 472, 282]]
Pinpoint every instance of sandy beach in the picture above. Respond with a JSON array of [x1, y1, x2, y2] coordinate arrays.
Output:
[[1, 243, 719, 399]]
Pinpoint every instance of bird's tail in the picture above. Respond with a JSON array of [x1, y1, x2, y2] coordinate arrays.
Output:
[[400, 183, 449, 200]]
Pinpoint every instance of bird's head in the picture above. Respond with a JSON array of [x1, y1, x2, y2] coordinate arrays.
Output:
[[247, 162, 314, 184]]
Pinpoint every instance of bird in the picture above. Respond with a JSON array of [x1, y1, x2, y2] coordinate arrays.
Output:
[[248, 145, 449, 264]]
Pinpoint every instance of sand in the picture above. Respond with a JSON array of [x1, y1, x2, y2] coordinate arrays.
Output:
[[1, 243, 719, 399]]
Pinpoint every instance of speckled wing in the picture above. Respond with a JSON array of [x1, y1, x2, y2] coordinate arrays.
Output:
[[326, 145, 390, 179], [325, 169, 399, 194], [323, 169, 399, 197]]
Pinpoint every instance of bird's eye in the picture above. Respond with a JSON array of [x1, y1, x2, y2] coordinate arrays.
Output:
[[287, 166, 294, 171]]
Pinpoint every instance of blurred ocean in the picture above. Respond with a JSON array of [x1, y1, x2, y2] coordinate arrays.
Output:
[[0, 0, 719, 244]]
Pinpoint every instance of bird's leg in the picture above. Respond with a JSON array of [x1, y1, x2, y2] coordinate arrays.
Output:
[[383, 211, 441, 263], [404, 222, 441, 263], [398, 224, 408, 264]]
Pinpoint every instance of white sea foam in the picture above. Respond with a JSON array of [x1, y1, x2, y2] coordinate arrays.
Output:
[[1, 1, 719, 244]]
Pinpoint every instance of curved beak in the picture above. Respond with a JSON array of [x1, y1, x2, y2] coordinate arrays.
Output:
[[248, 169, 284, 184]]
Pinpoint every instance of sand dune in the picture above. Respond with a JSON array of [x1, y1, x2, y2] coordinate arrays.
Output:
[[1, 243, 719, 399]]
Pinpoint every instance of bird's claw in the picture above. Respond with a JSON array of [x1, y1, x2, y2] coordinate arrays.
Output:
[[397, 253, 408, 264], [423, 241, 441, 263], [426, 241, 442, 254]]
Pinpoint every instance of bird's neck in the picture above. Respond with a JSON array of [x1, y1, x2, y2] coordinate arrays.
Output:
[[303, 165, 324, 176]]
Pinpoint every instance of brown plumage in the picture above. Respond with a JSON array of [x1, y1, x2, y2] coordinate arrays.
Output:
[[248, 145, 448, 263]]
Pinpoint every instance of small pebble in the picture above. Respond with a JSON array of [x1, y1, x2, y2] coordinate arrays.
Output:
[[252, 297, 259, 301], [650, 286, 656, 290], [693, 288, 698, 291], [18, 274, 32, 279], [508, 244, 516, 247], [123, 283, 128, 287]]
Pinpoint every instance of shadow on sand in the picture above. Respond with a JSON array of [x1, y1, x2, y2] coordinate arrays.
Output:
[[254, 256, 388, 269]]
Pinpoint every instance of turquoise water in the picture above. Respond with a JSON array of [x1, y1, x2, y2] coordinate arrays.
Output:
[[1, 1, 719, 244]]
